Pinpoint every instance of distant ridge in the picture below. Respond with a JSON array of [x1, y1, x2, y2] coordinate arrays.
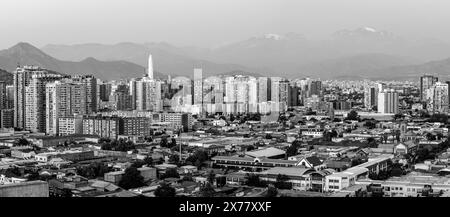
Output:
[[0, 42, 167, 81]]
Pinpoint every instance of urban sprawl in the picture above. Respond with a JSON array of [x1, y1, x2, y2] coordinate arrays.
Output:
[[0, 55, 450, 198]]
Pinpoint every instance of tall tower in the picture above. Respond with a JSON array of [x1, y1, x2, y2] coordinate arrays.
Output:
[[148, 54, 154, 79], [193, 68, 203, 105]]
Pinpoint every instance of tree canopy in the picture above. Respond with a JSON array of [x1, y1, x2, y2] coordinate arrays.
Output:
[[118, 166, 145, 190], [101, 138, 135, 152], [154, 182, 176, 197]]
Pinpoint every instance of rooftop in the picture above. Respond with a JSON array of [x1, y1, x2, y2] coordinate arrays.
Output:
[[246, 147, 285, 158]]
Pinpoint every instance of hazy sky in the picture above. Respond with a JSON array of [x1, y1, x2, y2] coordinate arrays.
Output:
[[0, 0, 449, 49]]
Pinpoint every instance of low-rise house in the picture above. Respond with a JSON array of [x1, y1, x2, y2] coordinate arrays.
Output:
[[104, 171, 125, 184], [138, 167, 157, 181], [297, 156, 326, 170], [48, 175, 89, 196], [394, 142, 417, 155], [104, 167, 156, 184], [376, 143, 395, 154], [225, 172, 248, 185], [0, 174, 27, 185], [11, 149, 36, 159], [180, 165, 198, 174]]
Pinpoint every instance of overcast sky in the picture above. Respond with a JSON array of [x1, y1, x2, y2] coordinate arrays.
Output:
[[0, 0, 449, 49]]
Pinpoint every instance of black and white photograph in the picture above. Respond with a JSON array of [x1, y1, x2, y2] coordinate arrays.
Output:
[[1, 0, 450, 214]]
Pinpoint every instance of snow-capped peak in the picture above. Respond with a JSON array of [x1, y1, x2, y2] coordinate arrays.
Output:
[[263, 34, 284, 40], [363, 27, 377, 32]]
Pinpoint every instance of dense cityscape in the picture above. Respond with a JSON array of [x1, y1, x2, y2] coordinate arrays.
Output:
[[0, 52, 449, 198]]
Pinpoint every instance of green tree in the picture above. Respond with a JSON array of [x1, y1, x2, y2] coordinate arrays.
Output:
[[364, 121, 377, 129], [216, 176, 226, 187], [118, 167, 145, 190], [131, 160, 146, 168], [275, 174, 292, 189], [346, 110, 359, 121], [200, 183, 216, 197], [207, 171, 216, 184], [266, 186, 278, 197], [76, 162, 111, 179], [426, 133, 436, 141], [367, 137, 377, 148], [186, 150, 209, 167], [101, 138, 135, 152], [246, 173, 266, 187], [160, 137, 169, 148], [26, 171, 41, 181], [286, 140, 302, 157], [169, 154, 180, 164], [144, 156, 153, 166], [154, 182, 176, 197], [14, 138, 30, 146]]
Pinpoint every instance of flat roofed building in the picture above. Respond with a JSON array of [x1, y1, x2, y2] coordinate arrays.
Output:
[[245, 147, 286, 159], [0, 180, 49, 197]]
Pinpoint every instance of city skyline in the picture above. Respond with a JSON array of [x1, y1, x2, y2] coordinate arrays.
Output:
[[2, 0, 450, 203]]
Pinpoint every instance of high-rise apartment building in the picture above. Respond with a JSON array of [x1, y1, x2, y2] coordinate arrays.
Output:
[[427, 82, 449, 113], [309, 80, 322, 97], [288, 85, 300, 107], [25, 72, 64, 132], [134, 78, 162, 112], [72, 75, 97, 114], [203, 76, 224, 114], [0, 82, 6, 110], [5, 85, 14, 110], [13, 66, 40, 129], [0, 109, 14, 129], [364, 86, 378, 110], [193, 68, 203, 106], [46, 79, 87, 135], [111, 84, 132, 111], [377, 89, 399, 114], [257, 77, 270, 103], [420, 75, 438, 102]]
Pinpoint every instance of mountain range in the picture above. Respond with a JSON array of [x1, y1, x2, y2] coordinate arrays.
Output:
[[1, 27, 450, 81], [0, 42, 159, 81]]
